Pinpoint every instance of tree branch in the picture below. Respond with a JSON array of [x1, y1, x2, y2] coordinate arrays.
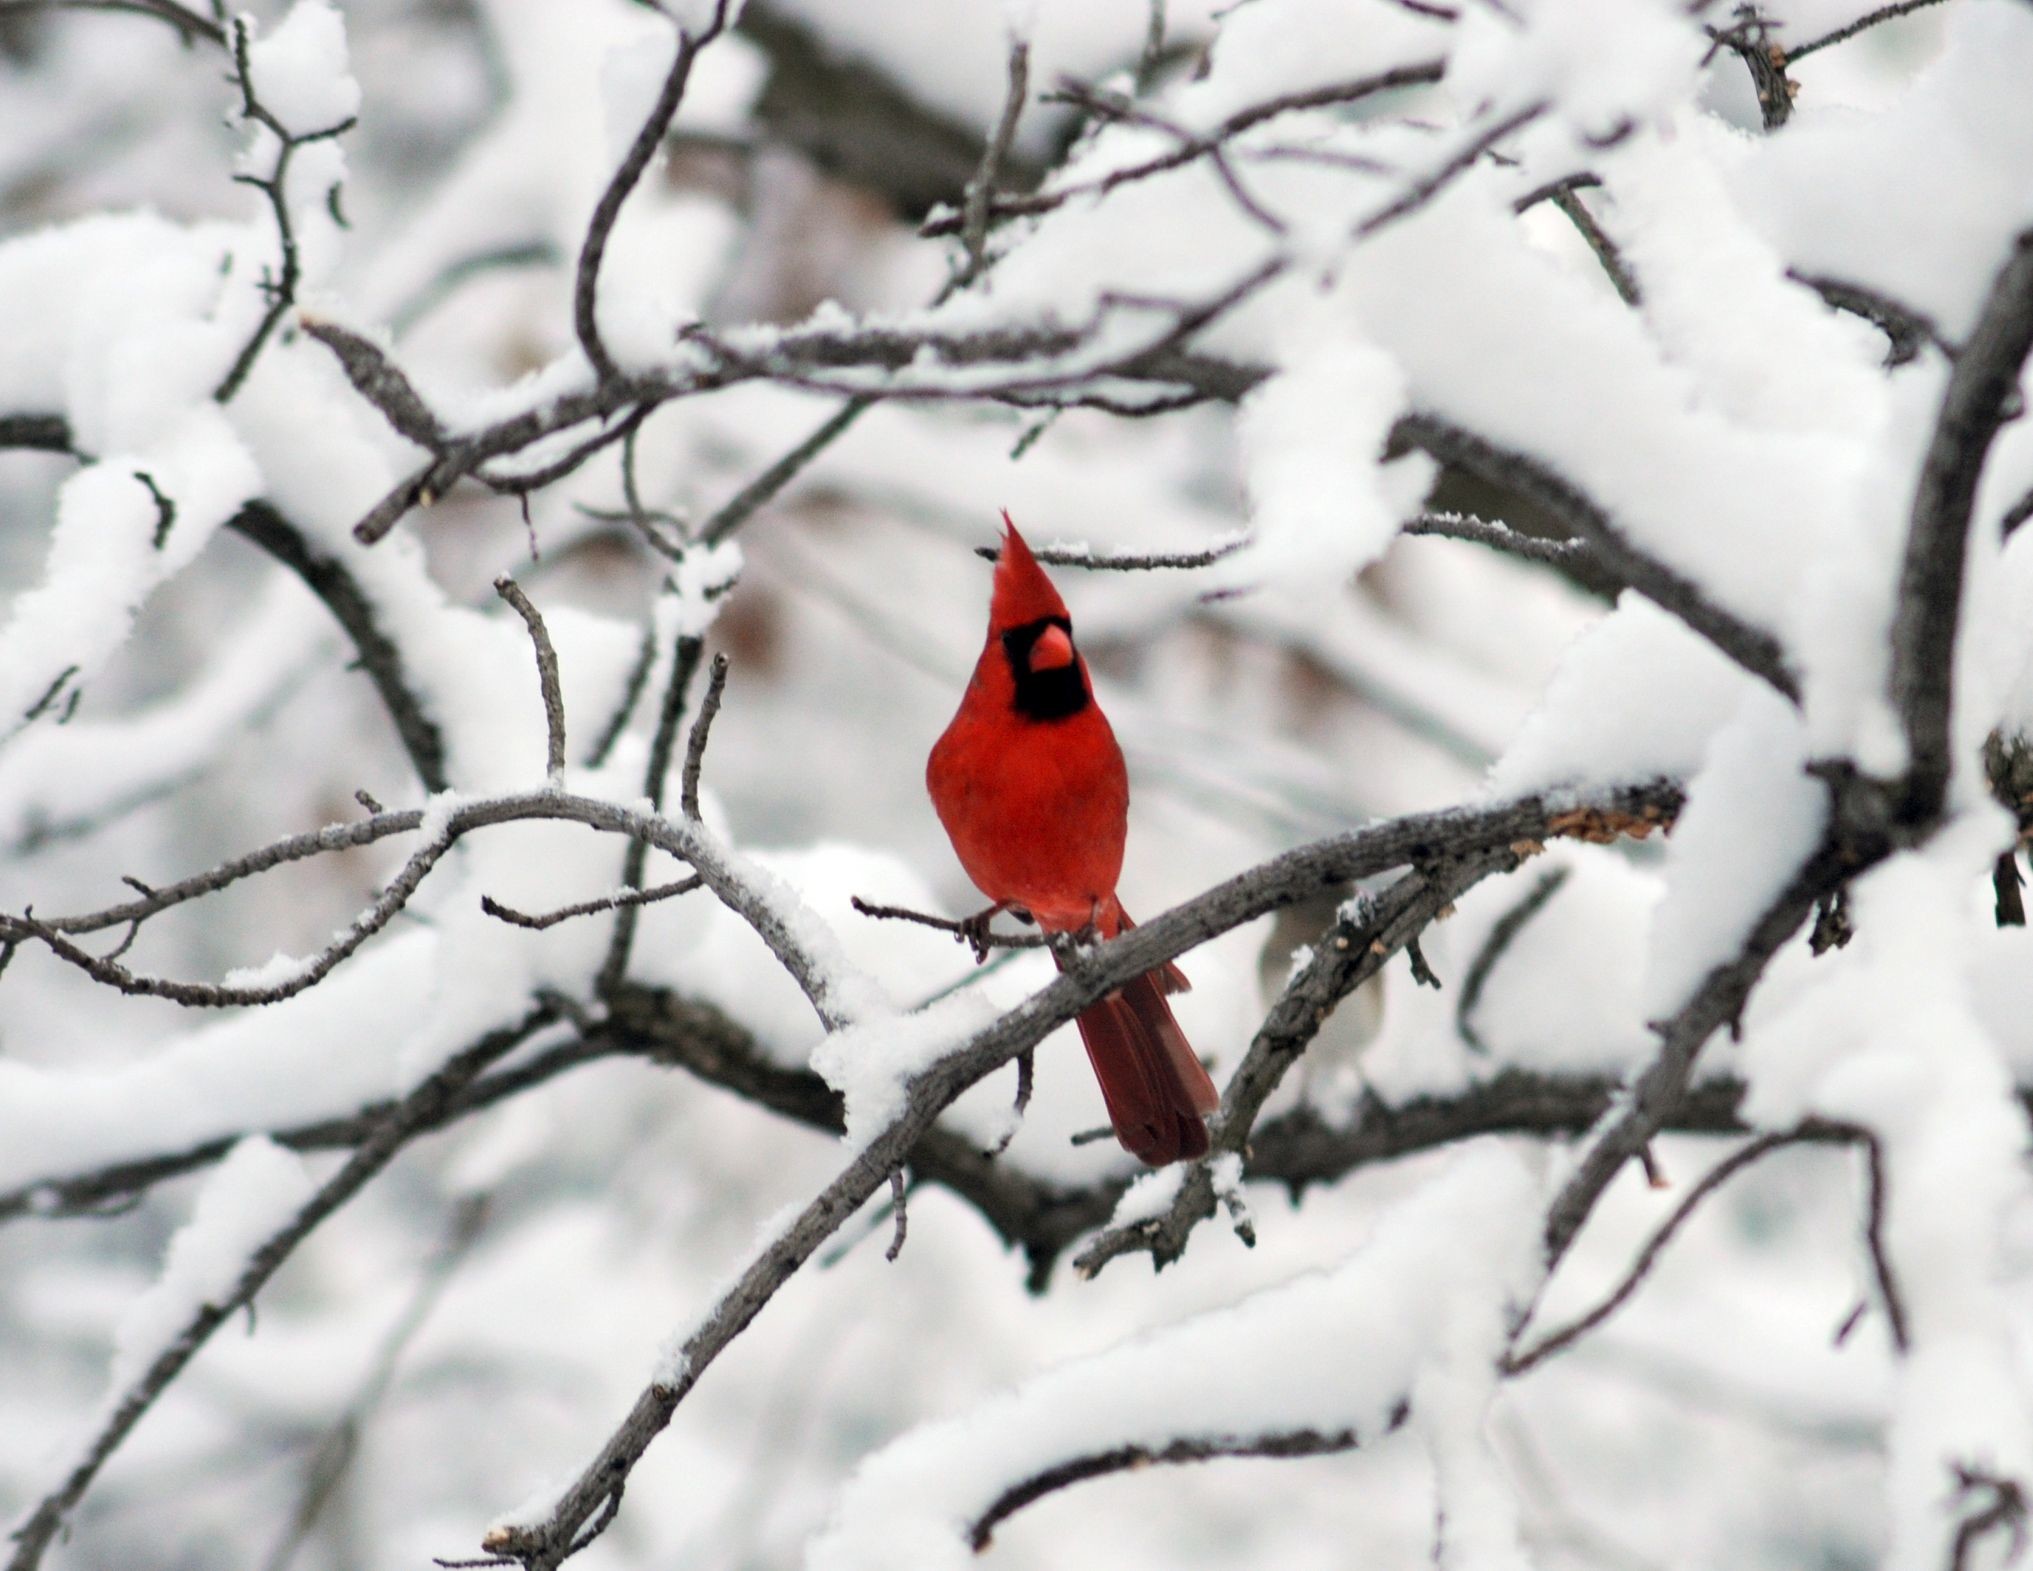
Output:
[[1508, 1131, 1809, 1373], [4, 787, 856, 1027], [574, 2, 735, 384], [1789, 0, 1949, 61], [919, 63, 1447, 238], [1888, 228, 2033, 823], [494, 577, 567, 783], [1073, 842, 1535, 1277], [227, 502, 449, 791], [0, 412, 76, 452], [4, 1007, 557, 1571], [1539, 832, 1849, 1266], [1395, 413, 1800, 699], [968, 1422, 1391, 1551], [0, 0, 223, 46], [1457, 865, 1572, 1054], [1550, 185, 1640, 307], [597, 629, 704, 994], [957, 35, 1030, 279], [0, 412, 450, 792], [1403, 510, 1599, 573], [466, 782, 1686, 1567], [1790, 271, 1944, 368], [215, 16, 357, 402]]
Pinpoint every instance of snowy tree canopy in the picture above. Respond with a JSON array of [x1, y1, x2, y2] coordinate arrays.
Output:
[[3, 0, 2032, 1568]]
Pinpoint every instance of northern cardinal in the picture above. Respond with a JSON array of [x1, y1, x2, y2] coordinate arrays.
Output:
[[926, 515, 1219, 1165]]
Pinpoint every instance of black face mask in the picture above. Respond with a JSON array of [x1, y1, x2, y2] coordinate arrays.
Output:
[[1000, 616, 1091, 721]]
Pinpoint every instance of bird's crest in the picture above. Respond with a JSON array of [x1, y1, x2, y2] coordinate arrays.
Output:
[[989, 512, 1070, 634]]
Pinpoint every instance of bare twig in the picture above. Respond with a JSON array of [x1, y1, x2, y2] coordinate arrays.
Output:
[[12, 806, 426, 936], [884, 1171, 910, 1262], [1354, 102, 1545, 240], [300, 318, 447, 448], [1512, 171, 1602, 215], [585, 624, 659, 768], [0, 0, 224, 46], [480, 878, 703, 932], [700, 398, 872, 545], [1507, 1132, 1805, 1374], [972, 536, 1250, 571], [1050, 81, 1289, 236], [1948, 1464, 2029, 1571], [1457, 866, 1571, 1053], [597, 632, 704, 994], [1395, 413, 1799, 699], [1994, 852, 2027, 928], [4, 833, 461, 1006], [0, 412, 75, 452], [229, 501, 450, 791], [679, 653, 729, 820], [850, 896, 1046, 950], [215, 17, 358, 402], [920, 63, 1447, 238], [1403, 511, 1595, 572], [1550, 185, 1640, 307], [494, 577, 567, 782], [969, 1422, 1390, 1551], [20, 665, 79, 723], [133, 470, 175, 549], [958, 37, 1030, 280], [1705, 8, 1795, 132], [1861, 1133, 1911, 1353], [574, 2, 733, 383], [1135, 0, 1167, 92], [4, 787, 854, 1028], [1789, 0, 1948, 60], [1074, 845, 1531, 1277], [2002, 486, 2033, 539], [1790, 271, 1944, 367]]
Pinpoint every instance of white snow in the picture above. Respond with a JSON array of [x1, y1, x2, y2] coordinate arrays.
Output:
[[1448, 0, 1703, 137], [809, 987, 1003, 1148], [1492, 597, 1758, 793], [1, 412, 259, 737], [110, 1136, 314, 1388], [1216, 314, 1430, 600], [244, 2, 361, 135], [0, 576, 322, 853], [806, 1144, 1543, 1571], [1738, 815, 2033, 1565], [1641, 689, 1826, 1016], [1735, 1, 2033, 340], [0, 934, 436, 1194], [661, 539, 745, 643], [1104, 1158, 1188, 1227], [7, 1, 2033, 1565]]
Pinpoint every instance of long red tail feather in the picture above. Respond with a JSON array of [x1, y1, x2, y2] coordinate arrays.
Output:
[[1058, 957, 1219, 1166]]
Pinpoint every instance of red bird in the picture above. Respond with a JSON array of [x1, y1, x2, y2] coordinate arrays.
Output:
[[927, 515, 1219, 1165]]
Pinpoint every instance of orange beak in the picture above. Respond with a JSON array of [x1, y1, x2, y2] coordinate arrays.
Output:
[[1028, 624, 1075, 672]]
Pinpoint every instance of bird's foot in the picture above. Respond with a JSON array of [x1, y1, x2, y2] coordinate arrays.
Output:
[[1044, 924, 1103, 979], [957, 901, 1013, 965]]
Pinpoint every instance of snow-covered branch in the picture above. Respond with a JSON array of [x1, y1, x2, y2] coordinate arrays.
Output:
[[1890, 227, 2033, 822], [7, 0, 2033, 1565], [5, 1006, 560, 1571]]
